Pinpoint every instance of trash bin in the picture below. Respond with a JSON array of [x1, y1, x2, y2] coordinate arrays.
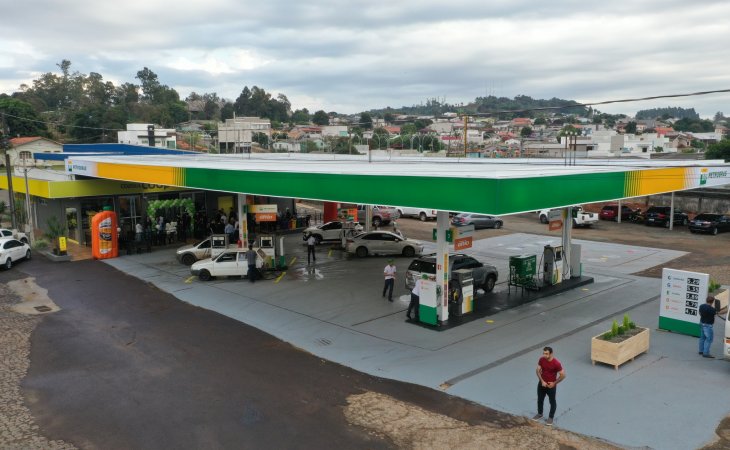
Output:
[[290, 219, 297, 230]]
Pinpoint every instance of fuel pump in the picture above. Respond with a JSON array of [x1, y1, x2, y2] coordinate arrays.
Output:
[[450, 269, 474, 317], [258, 235, 275, 267], [543, 244, 563, 286]]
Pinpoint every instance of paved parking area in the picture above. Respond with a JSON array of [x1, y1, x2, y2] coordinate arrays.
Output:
[[106, 233, 729, 449]]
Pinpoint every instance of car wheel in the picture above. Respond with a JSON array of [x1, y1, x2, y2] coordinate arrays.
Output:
[[198, 269, 212, 281], [181, 253, 196, 266], [572, 219, 578, 227], [664, 221, 670, 228], [540, 215, 548, 224], [313, 234, 323, 245], [372, 217, 382, 227], [483, 275, 496, 292], [21, 238, 28, 244], [419, 212, 427, 222], [402, 246, 415, 257], [682, 218, 688, 226], [690, 229, 697, 234], [713, 227, 719, 235], [4, 258, 12, 270], [494, 221, 502, 229], [355, 246, 368, 258], [25, 250, 31, 261]]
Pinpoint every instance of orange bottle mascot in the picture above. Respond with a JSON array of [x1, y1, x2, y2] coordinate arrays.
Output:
[[91, 208, 119, 259]]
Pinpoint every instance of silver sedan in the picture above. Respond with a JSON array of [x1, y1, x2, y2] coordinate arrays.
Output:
[[345, 231, 424, 258]]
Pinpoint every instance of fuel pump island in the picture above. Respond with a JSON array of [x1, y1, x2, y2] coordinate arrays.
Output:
[[416, 207, 593, 330]]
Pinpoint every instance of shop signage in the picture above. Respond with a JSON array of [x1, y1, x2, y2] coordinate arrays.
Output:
[[453, 225, 474, 239], [658, 268, 708, 337], [548, 209, 563, 231], [454, 236, 473, 250], [250, 204, 278, 214], [338, 208, 357, 221], [255, 213, 277, 222]]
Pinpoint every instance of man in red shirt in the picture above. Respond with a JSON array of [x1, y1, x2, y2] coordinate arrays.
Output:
[[533, 346, 566, 426]]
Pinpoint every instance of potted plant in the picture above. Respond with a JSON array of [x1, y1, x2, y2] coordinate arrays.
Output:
[[45, 216, 68, 255], [591, 314, 650, 370], [709, 279, 729, 311]]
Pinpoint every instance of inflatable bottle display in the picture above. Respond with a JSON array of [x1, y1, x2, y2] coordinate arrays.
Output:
[[91, 208, 118, 259]]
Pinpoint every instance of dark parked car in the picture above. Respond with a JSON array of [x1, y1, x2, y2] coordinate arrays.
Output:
[[689, 213, 730, 235], [599, 204, 637, 221], [644, 206, 689, 227], [451, 213, 503, 229], [405, 253, 498, 293]]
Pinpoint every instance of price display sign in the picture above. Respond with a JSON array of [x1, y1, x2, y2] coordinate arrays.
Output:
[[658, 268, 708, 337]]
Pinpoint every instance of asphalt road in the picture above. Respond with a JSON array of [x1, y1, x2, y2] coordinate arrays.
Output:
[[7, 257, 512, 450]]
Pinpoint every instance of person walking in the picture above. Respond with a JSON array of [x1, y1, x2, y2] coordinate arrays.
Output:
[[699, 295, 718, 358], [245, 244, 258, 283], [407, 274, 426, 320], [383, 259, 396, 302], [306, 233, 317, 264], [533, 346, 565, 426]]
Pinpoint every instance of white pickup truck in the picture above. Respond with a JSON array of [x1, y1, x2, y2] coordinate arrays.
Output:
[[395, 207, 438, 221], [0, 228, 29, 244], [538, 206, 599, 228], [302, 221, 363, 244]]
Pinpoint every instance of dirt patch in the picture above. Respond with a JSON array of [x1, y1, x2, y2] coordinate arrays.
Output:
[[344, 391, 621, 450]]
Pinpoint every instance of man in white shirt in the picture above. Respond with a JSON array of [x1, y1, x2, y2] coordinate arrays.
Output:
[[408, 274, 427, 321], [306, 233, 316, 264], [383, 259, 396, 302]]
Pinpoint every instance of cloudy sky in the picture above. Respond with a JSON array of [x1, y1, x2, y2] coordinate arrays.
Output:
[[2, 0, 730, 118]]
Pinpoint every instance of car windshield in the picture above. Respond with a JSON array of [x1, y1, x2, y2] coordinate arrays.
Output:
[[408, 259, 436, 274], [694, 214, 719, 221], [193, 239, 210, 248]]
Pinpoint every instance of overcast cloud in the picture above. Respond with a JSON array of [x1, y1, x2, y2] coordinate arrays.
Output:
[[2, 0, 730, 117]]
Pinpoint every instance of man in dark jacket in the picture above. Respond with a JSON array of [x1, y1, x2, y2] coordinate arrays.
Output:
[[699, 295, 718, 358]]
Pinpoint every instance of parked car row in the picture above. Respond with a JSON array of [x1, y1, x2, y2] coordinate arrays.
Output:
[[598, 203, 729, 235]]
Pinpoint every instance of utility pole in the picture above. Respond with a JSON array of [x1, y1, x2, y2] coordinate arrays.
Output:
[[21, 153, 34, 244], [1, 113, 17, 229]]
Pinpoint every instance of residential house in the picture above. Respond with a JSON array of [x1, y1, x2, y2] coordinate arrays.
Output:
[[2, 137, 63, 167], [117, 124, 177, 148], [217, 117, 271, 153]]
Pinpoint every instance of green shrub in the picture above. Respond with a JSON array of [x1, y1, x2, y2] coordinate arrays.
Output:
[[611, 320, 619, 336], [617, 325, 625, 335], [709, 279, 722, 292], [628, 321, 636, 329], [623, 314, 631, 330], [602, 332, 614, 340], [32, 239, 49, 250]]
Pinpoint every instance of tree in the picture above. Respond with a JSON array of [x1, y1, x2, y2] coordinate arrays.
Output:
[[359, 112, 373, 130], [520, 126, 532, 137], [624, 121, 637, 134], [383, 113, 395, 123], [533, 116, 547, 126], [220, 103, 234, 121], [135, 67, 162, 102], [0, 97, 48, 137], [714, 111, 725, 123], [705, 138, 730, 161], [291, 108, 310, 124], [312, 110, 329, 126]]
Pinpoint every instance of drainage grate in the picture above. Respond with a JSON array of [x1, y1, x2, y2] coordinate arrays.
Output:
[[315, 338, 331, 346], [34, 306, 52, 312]]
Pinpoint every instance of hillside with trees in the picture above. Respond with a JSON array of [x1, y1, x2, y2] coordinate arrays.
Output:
[[635, 107, 699, 120]]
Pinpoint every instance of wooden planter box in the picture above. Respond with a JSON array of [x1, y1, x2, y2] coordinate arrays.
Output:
[[591, 327, 650, 370]]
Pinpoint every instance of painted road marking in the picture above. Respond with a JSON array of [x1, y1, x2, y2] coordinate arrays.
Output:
[[275, 272, 286, 283], [290, 257, 297, 265], [328, 249, 332, 257], [184, 276, 195, 284]]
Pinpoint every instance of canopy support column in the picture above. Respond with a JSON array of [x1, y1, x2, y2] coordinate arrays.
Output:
[[436, 210, 450, 324]]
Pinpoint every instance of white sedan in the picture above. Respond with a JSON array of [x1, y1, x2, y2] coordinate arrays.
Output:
[[345, 231, 424, 258], [190, 248, 263, 281], [0, 237, 31, 269]]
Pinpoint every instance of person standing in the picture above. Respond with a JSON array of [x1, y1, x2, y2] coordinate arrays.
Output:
[[383, 259, 396, 302], [306, 233, 317, 264], [408, 274, 426, 320], [533, 346, 565, 426], [245, 244, 258, 283], [699, 295, 718, 358]]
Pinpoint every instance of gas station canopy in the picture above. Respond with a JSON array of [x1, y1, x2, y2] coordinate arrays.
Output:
[[63, 153, 730, 215]]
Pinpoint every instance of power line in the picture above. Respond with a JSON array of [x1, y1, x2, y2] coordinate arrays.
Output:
[[0, 111, 125, 132]]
